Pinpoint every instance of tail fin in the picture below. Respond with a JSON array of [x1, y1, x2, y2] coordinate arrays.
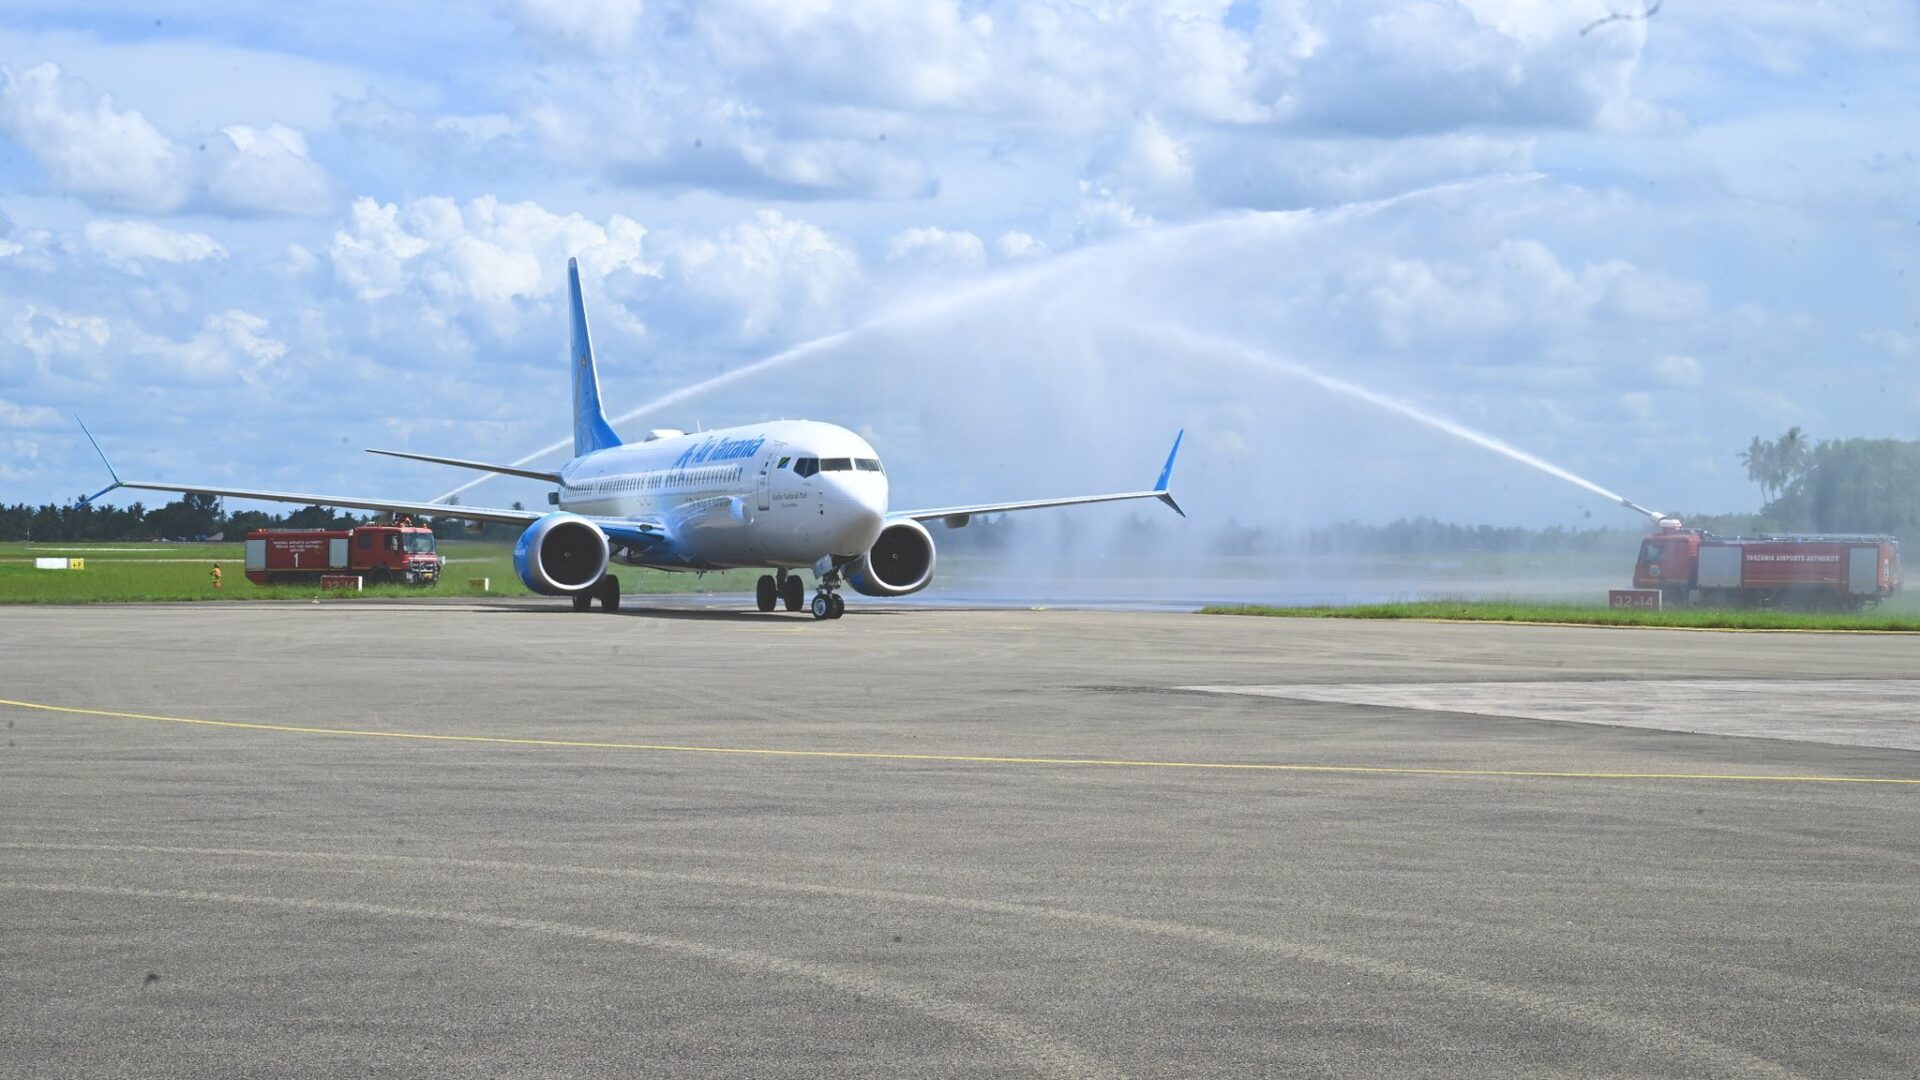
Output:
[[568, 258, 622, 457]]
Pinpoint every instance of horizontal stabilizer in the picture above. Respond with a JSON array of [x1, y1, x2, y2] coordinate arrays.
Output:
[[367, 448, 563, 484]]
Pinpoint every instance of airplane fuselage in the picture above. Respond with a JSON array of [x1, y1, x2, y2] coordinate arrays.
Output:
[[556, 418, 887, 570]]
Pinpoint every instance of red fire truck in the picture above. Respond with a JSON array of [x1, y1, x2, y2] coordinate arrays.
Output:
[[1633, 526, 1901, 610], [243, 525, 443, 586]]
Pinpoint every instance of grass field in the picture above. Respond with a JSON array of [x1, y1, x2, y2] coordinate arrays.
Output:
[[1202, 599, 1920, 632], [0, 541, 762, 603]]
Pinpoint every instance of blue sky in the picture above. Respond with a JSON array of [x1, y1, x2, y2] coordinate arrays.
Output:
[[1, 0, 1915, 531]]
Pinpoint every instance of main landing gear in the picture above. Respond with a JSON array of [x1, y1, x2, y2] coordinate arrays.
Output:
[[757, 571, 811, 614], [573, 575, 620, 613]]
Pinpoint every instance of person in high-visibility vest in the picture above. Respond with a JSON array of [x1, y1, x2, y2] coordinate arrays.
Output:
[[210, 563, 223, 590]]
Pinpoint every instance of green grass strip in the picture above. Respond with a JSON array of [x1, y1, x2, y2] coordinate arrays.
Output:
[[1201, 600, 1920, 632]]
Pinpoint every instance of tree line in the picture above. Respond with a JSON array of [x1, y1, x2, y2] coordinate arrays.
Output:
[[0, 495, 518, 542], [1741, 429, 1920, 541]]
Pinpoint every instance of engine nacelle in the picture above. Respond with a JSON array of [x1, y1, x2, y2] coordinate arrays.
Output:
[[513, 512, 610, 595], [846, 519, 936, 597]]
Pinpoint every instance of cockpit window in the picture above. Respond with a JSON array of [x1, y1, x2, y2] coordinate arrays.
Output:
[[793, 457, 819, 478], [820, 458, 852, 471], [854, 458, 883, 473]]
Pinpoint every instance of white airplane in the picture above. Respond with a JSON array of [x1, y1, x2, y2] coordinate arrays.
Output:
[[81, 259, 1184, 620]]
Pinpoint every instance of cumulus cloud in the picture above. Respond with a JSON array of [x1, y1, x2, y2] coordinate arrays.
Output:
[[202, 124, 335, 216], [1087, 115, 1195, 208], [995, 231, 1047, 260], [1328, 236, 1711, 351], [84, 220, 227, 265], [886, 226, 987, 272], [654, 210, 863, 343], [145, 309, 289, 383], [0, 62, 191, 212], [328, 195, 655, 330], [0, 395, 62, 429], [1254, 1, 1649, 134], [0, 63, 335, 216]]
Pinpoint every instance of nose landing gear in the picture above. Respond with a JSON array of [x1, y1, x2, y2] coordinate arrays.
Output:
[[810, 572, 846, 620]]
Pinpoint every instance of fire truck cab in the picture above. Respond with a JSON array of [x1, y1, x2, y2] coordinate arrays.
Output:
[[1632, 526, 1701, 609]]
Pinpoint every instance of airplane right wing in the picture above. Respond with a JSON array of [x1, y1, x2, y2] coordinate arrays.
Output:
[[892, 430, 1185, 526]]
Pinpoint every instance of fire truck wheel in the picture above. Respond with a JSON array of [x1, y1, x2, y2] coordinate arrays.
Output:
[[782, 574, 804, 611], [599, 575, 621, 612], [756, 574, 778, 613], [572, 592, 593, 612]]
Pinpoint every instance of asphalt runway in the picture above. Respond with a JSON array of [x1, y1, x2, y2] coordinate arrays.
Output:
[[3, 600, 1917, 1079]]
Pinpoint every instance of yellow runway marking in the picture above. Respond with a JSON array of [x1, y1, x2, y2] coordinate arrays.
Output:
[[2, 697, 1916, 786]]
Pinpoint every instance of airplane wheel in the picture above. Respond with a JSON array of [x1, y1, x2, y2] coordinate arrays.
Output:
[[756, 574, 778, 613], [811, 594, 833, 620], [829, 594, 845, 619], [572, 592, 593, 612], [782, 575, 804, 612], [599, 575, 620, 612]]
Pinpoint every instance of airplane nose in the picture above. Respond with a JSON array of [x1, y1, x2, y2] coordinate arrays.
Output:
[[827, 477, 887, 552]]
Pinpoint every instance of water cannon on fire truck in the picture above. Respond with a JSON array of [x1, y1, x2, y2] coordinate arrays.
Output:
[[1608, 497, 1899, 611]]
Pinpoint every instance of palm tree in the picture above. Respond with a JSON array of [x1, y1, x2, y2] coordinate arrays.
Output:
[[1776, 426, 1811, 485], [1739, 435, 1779, 501], [1740, 428, 1816, 506]]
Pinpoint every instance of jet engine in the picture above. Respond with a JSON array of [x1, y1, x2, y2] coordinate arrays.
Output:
[[846, 519, 936, 597], [513, 512, 610, 595]]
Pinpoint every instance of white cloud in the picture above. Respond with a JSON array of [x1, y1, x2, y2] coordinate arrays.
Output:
[[0, 395, 61, 429], [84, 220, 227, 265], [1653, 354, 1703, 388], [328, 195, 655, 332], [203, 124, 334, 217], [141, 309, 289, 384], [1864, 329, 1918, 359], [0, 62, 191, 212], [1253, 1, 1650, 134], [995, 231, 1047, 260], [657, 210, 863, 343], [1089, 115, 1194, 199], [0, 63, 337, 217], [7, 305, 112, 367], [886, 226, 987, 271]]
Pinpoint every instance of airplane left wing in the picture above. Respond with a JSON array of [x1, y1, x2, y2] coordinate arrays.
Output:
[[892, 431, 1184, 526], [113, 479, 541, 527]]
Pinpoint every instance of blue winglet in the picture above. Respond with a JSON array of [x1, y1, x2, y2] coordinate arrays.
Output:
[[75, 415, 123, 506], [1154, 429, 1185, 517]]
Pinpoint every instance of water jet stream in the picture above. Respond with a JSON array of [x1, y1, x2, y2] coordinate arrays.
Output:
[[429, 175, 1545, 505], [1146, 325, 1662, 522]]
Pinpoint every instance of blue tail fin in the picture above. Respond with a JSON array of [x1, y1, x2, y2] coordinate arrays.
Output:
[[569, 258, 622, 457]]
